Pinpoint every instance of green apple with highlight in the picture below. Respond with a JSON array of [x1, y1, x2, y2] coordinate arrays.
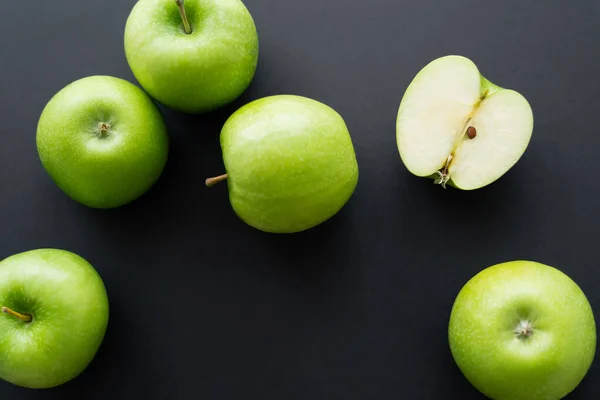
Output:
[[36, 76, 169, 209], [396, 55, 534, 190], [0, 249, 109, 389], [124, 0, 259, 113], [449, 260, 596, 400], [206, 95, 359, 233]]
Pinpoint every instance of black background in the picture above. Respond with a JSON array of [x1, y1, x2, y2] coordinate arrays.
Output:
[[1, 0, 599, 399]]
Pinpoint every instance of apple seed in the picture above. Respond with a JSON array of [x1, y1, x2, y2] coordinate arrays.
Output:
[[466, 126, 477, 139]]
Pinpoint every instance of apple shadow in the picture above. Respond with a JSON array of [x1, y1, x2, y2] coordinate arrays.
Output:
[[390, 165, 534, 258], [0, 293, 175, 400], [566, 361, 600, 399], [244, 198, 364, 318]]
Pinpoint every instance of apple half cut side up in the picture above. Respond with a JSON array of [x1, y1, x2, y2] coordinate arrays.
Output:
[[396, 55, 534, 190]]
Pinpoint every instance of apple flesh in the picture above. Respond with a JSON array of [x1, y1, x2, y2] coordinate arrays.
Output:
[[208, 95, 359, 233], [36, 76, 169, 209], [124, 0, 259, 113], [449, 261, 596, 400], [0, 249, 109, 389], [396, 55, 534, 190]]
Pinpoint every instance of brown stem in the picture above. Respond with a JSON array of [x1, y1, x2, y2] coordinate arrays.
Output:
[[175, 0, 192, 34], [205, 174, 228, 187], [2, 307, 32, 322]]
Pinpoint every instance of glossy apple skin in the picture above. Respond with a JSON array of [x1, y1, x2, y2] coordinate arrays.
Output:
[[220, 95, 359, 233], [36, 76, 169, 209], [449, 261, 596, 400], [0, 249, 109, 389], [124, 0, 259, 113]]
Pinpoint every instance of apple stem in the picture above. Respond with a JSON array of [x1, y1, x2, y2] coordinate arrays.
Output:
[[1, 307, 32, 323], [205, 174, 228, 187], [175, 0, 192, 34]]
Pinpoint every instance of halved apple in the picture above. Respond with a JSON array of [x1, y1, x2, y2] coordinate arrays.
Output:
[[396, 55, 534, 190]]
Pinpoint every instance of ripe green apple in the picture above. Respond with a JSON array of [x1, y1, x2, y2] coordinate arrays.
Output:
[[124, 0, 259, 113], [0, 249, 109, 389], [396, 55, 534, 190], [449, 261, 596, 400], [36, 76, 169, 209], [206, 95, 359, 233]]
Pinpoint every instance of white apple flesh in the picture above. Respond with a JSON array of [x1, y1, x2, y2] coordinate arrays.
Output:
[[396, 55, 534, 190]]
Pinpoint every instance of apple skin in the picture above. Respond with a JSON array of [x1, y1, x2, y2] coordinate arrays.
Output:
[[124, 0, 259, 113], [449, 261, 596, 400], [219, 95, 359, 233], [36, 76, 169, 209], [0, 249, 109, 389]]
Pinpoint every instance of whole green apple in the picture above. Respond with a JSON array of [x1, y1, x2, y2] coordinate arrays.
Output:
[[449, 261, 596, 400], [207, 95, 359, 233], [36, 76, 169, 209], [124, 0, 259, 113], [0, 249, 109, 389]]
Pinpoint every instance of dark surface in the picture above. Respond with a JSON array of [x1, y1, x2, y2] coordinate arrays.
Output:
[[1, 0, 599, 399]]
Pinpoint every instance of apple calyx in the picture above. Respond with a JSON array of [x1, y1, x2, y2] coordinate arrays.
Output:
[[433, 155, 453, 189], [515, 320, 534, 339], [96, 122, 111, 138], [433, 90, 489, 189], [1, 306, 32, 323], [175, 0, 192, 34], [205, 174, 228, 187]]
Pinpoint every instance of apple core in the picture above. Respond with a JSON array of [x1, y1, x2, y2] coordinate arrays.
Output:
[[432, 89, 490, 188]]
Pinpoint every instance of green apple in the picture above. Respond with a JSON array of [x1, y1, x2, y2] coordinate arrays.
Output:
[[0, 249, 109, 389], [124, 0, 259, 113], [449, 261, 596, 400], [206, 95, 359, 233], [36, 76, 169, 209], [396, 55, 534, 190]]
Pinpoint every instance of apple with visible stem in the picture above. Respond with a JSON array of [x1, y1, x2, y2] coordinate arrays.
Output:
[[396, 55, 534, 190], [206, 95, 359, 233], [36, 76, 169, 209], [449, 260, 596, 400], [0, 249, 109, 389], [124, 0, 259, 113]]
